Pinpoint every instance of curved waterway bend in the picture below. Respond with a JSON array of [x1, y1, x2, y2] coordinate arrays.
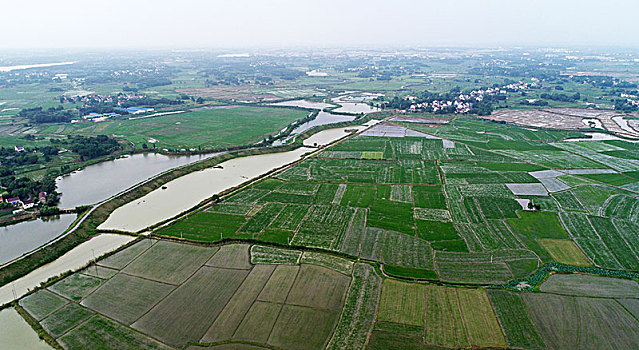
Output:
[[0, 152, 219, 266], [99, 147, 315, 232], [57, 152, 219, 209]]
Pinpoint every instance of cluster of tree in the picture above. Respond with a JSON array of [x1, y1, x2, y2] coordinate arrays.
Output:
[[0, 173, 56, 202], [83, 67, 177, 88], [540, 92, 580, 102], [51, 135, 119, 160], [614, 99, 639, 113], [176, 95, 204, 104], [18, 106, 76, 123], [569, 75, 637, 89], [201, 62, 304, 86], [468, 64, 562, 81], [75, 96, 185, 116], [0, 146, 61, 204], [118, 97, 184, 108], [381, 96, 413, 110], [130, 77, 172, 89], [1, 152, 39, 167], [519, 99, 549, 106], [469, 98, 495, 116]]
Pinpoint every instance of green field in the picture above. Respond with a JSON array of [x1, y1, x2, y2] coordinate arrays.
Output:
[[18, 238, 639, 349], [65, 106, 308, 149], [8, 48, 639, 350], [149, 119, 639, 286], [538, 239, 592, 266]]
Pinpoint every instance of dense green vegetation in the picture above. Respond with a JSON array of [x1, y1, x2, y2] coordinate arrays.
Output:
[[4, 47, 639, 349]]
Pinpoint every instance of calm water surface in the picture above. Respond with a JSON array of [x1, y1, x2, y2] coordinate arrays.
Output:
[[0, 214, 76, 265], [57, 152, 219, 208]]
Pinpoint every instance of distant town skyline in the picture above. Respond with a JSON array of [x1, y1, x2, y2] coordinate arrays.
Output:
[[1, 0, 638, 49]]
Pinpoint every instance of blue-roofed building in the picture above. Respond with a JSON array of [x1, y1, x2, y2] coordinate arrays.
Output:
[[81, 112, 121, 120], [114, 106, 155, 115]]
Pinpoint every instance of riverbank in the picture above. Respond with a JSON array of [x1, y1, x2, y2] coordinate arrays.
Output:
[[0, 114, 383, 288], [0, 234, 135, 306]]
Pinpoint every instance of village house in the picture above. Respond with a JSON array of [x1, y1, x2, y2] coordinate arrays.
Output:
[[22, 200, 35, 209], [38, 192, 47, 203], [6, 197, 22, 206], [14, 145, 25, 152]]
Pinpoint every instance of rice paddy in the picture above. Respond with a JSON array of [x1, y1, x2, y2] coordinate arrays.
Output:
[[20, 240, 352, 349], [13, 110, 639, 349]]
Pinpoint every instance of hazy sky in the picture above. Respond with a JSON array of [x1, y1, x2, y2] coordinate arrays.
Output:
[[1, 0, 638, 49]]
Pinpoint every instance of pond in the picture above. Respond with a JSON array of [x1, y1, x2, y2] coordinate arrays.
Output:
[[269, 100, 336, 110], [0, 214, 76, 266], [56, 152, 220, 208], [0, 308, 51, 349]]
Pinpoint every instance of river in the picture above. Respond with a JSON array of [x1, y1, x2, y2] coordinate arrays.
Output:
[[99, 147, 315, 232], [0, 152, 219, 266], [0, 61, 76, 72], [0, 96, 377, 305], [290, 111, 356, 135], [332, 94, 381, 114], [0, 234, 135, 306], [303, 119, 380, 147], [56, 152, 220, 209], [272, 111, 357, 146]]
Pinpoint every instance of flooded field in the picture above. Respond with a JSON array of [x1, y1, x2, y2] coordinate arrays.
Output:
[[57, 152, 219, 208], [565, 132, 639, 142], [269, 100, 335, 109], [483, 110, 584, 130], [0, 215, 76, 266], [0, 308, 51, 349], [303, 126, 366, 147], [0, 234, 135, 306], [332, 102, 379, 114], [99, 147, 315, 232], [484, 108, 639, 139], [331, 94, 381, 114], [290, 111, 356, 135]]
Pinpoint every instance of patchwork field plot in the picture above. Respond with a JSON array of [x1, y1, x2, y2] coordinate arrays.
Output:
[[538, 239, 592, 266], [327, 264, 381, 350], [540, 274, 639, 298], [524, 291, 639, 350], [147, 118, 639, 291], [21, 240, 353, 349], [17, 236, 639, 350], [82, 273, 175, 325], [375, 283, 506, 348], [487, 290, 546, 349]]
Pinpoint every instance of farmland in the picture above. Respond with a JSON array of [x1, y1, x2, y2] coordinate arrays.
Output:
[[18, 240, 354, 349], [64, 106, 308, 150], [151, 117, 639, 288], [5, 48, 639, 349], [16, 238, 638, 350], [127, 110, 639, 348]]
